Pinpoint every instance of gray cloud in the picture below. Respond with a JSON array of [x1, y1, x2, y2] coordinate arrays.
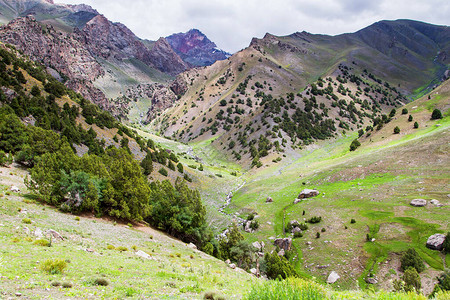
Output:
[[61, 0, 450, 53]]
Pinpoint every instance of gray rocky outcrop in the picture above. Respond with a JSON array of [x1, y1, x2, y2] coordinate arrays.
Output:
[[426, 233, 446, 250], [274, 238, 292, 251], [298, 189, 319, 199], [410, 199, 427, 207]]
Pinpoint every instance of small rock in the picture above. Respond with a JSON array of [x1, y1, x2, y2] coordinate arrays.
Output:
[[430, 199, 442, 207], [266, 197, 273, 203], [187, 243, 197, 250], [86, 248, 94, 253], [225, 259, 231, 264], [426, 233, 446, 250], [135, 250, 152, 259], [278, 249, 285, 256], [252, 241, 261, 250], [327, 271, 340, 284], [229, 263, 236, 269], [250, 268, 258, 275], [292, 227, 302, 234], [11, 186, 20, 193], [306, 241, 312, 245], [366, 277, 378, 284], [34, 228, 43, 238], [15, 292, 22, 297], [293, 198, 302, 204], [410, 199, 427, 207]]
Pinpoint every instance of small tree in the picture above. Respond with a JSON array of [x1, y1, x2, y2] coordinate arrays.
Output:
[[408, 115, 413, 122], [431, 109, 443, 120], [414, 122, 419, 129], [389, 108, 396, 118], [443, 232, 450, 254], [394, 126, 400, 134], [403, 267, 421, 293], [402, 108, 408, 115], [177, 162, 183, 173], [349, 139, 361, 151], [400, 248, 425, 273]]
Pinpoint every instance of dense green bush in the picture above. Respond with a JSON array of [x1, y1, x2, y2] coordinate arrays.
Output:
[[443, 232, 450, 254], [431, 109, 443, 120], [40, 259, 67, 274], [400, 248, 424, 273], [264, 251, 297, 279], [306, 216, 322, 224], [349, 139, 361, 151], [394, 126, 400, 134]]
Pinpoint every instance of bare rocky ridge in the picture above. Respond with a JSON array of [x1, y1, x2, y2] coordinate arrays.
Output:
[[166, 28, 230, 67], [0, 16, 112, 109]]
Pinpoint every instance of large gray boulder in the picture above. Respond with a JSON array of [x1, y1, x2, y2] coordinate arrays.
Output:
[[298, 189, 319, 199], [410, 199, 427, 207], [327, 271, 340, 284], [274, 238, 292, 251], [426, 234, 446, 250]]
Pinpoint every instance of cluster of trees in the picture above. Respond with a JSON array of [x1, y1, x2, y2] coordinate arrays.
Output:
[[0, 45, 207, 246]]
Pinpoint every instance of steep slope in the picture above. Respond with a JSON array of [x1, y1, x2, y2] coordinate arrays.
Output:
[[166, 29, 230, 66], [149, 20, 449, 167]]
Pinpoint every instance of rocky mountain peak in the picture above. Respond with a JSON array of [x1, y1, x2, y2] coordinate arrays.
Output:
[[166, 28, 230, 67]]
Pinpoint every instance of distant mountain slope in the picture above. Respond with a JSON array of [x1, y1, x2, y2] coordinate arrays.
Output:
[[149, 20, 449, 167], [166, 29, 230, 66]]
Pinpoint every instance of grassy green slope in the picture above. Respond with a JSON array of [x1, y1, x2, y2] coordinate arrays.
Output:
[[219, 83, 450, 292], [0, 165, 255, 299]]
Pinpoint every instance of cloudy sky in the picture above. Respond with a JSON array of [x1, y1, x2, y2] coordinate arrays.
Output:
[[61, 0, 449, 53]]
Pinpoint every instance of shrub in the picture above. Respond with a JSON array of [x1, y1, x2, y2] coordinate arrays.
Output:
[[401, 248, 425, 273], [243, 277, 327, 300], [106, 244, 115, 250], [22, 218, 31, 224], [316, 232, 321, 238], [249, 220, 259, 231], [40, 258, 67, 274], [403, 267, 421, 293], [349, 139, 361, 151], [408, 115, 413, 122], [402, 108, 408, 115], [306, 216, 322, 224], [62, 282, 72, 288], [350, 218, 356, 224], [321, 228, 326, 232], [394, 126, 400, 134], [158, 167, 168, 176], [432, 269, 450, 296], [431, 109, 443, 120], [94, 278, 109, 286], [33, 239, 50, 247], [414, 121, 419, 129], [74, 216, 80, 221], [264, 251, 297, 279], [293, 231, 303, 238], [177, 163, 183, 173], [116, 246, 128, 252]]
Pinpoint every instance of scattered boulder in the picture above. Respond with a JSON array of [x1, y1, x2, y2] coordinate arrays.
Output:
[[430, 199, 443, 207], [187, 243, 197, 250], [34, 228, 43, 238], [266, 197, 273, 203], [244, 221, 254, 233], [293, 198, 302, 204], [46, 229, 63, 241], [298, 189, 319, 199], [426, 233, 446, 250], [225, 259, 231, 264], [289, 220, 300, 227], [10, 186, 20, 193], [410, 199, 427, 207], [278, 249, 285, 256], [252, 241, 262, 251], [229, 263, 236, 269], [327, 271, 340, 284], [250, 268, 258, 276], [274, 238, 292, 251], [366, 277, 378, 284], [135, 250, 153, 260]]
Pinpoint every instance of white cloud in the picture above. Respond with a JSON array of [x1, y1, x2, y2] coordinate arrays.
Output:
[[60, 0, 450, 53]]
